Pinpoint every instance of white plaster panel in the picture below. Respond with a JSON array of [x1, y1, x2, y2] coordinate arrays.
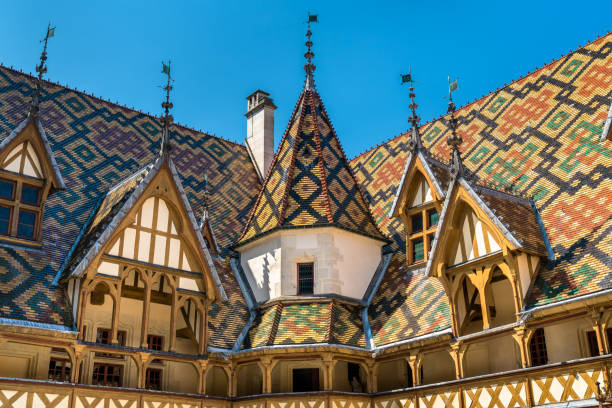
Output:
[[239, 227, 382, 302]]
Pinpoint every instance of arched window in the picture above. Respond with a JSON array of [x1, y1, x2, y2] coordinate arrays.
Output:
[[529, 328, 548, 366]]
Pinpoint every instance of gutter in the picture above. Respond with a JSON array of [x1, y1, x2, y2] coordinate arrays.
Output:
[[373, 328, 453, 355], [522, 288, 612, 316]]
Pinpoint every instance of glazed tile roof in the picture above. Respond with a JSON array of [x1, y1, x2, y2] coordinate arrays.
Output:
[[208, 258, 250, 349], [0, 65, 259, 331], [368, 254, 451, 346], [237, 87, 387, 246], [243, 300, 366, 348], [351, 33, 612, 338], [0, 32, 611, 351]]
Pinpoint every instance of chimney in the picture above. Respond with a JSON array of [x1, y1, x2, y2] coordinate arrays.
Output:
[[245, 90, 276, 180]]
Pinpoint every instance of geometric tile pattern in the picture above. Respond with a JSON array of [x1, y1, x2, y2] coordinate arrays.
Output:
[[368, 254, 451, 346], [238, 88, 386, 245], [351, 33, 612, 338], [0, 65, 259, 334], [1, 32, 611, 351], [243, 300, 366, 348]]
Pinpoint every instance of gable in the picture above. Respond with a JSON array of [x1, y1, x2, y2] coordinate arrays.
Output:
[[2, 141, 43, 178], [0, 118, 65, 190], [389, 152, 446, 219], [447, 202, 502, 266], [68, 158, 224, 299], [103, 197, 196, 270]]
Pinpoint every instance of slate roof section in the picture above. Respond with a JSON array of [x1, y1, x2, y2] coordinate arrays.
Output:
[[0, 65, 258, 329], [237, 87, 388, 246], [368, 254, 451, 346], [243, 299, 366, 348], [470, 184, 549, 256], [351, 33, 612, 324], [208, 258, 250, 349]]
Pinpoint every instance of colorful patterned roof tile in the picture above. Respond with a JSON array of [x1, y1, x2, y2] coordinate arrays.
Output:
[[368, 255, 451, 346], [208, 258, 250, 349], [237, 88, 387, 246], [351, 33, 612, 323], [242, 300, 366, 348], [0, 65, 258, 332]]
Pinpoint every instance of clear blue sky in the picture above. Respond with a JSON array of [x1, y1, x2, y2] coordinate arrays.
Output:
[[2, 1, 610, 158]]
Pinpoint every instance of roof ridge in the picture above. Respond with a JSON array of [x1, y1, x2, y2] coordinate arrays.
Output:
[[0, 64, 245, 148], [310, 90, 334, 223], [266, 303, 283, 346], [278, 93, 308, 224], [349, 30, 612, 163]]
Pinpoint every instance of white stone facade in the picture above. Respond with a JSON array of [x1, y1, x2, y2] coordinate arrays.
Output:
[[238, 227, 384, 303]]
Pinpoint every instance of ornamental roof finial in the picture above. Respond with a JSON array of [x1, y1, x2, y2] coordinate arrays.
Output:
[[446, 76, 463, 177], [160, 60, 174, 159], [401, 68, 422, 152], [30, 23, 55, 118], [304, 13, 318, 90]]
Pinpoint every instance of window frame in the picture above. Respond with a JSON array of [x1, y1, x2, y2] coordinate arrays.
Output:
[[529, 327, 548, 366], [92, 363, 123, 387], [297, 262, 314, 295], [145, 368, 163, 390], [405, 201, 440, 264], [0, 172, 46, 242], [48, 357, 72, 382]]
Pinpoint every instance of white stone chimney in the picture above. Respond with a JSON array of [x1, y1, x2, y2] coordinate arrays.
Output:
[[245, 90, 276, 180]]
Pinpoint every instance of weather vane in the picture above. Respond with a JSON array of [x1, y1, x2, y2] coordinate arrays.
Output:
[[304, 12, 318, 89], [30, 23, 55, 117], [401, 68, 422, 152], [160, 60, 174, 158], [446, 76, 462, 177]]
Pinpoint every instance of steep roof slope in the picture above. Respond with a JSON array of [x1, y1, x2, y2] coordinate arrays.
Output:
[[352, 34, 612, 347], [237, 87, 387, 245], [0, 65, 259, 329]]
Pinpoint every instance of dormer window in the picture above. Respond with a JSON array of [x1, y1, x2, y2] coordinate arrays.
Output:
[[404, 172, 441, 264], [0, 177, 43, 240], [0, 118, 67, 244]]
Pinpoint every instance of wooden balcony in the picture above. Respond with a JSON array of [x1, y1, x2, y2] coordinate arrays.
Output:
[[0, 355, 610, 408]]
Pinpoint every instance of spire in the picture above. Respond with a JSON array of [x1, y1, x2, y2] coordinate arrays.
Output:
[[160, 60, 173, 159], [304, 13, 318, 90], [30, 23, 55, 118], [446, 76, 462, 177], [401, 69, 422, 152]]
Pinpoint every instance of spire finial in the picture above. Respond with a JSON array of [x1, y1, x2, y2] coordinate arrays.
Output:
[[30, 23, 55, 118], [401, 68, 422, 152], [304, 13, 318, 90], [446, 76, 462, 177], [160, 60, 173, 159]]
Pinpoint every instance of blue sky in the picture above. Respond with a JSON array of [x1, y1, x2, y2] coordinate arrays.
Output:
[[2, 1, 610, 158]]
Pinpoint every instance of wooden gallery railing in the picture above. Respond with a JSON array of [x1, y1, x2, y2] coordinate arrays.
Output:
[[0, 355, 610, 408]]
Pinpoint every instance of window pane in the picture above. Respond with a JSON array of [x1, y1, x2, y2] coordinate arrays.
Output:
[[412, 238, 424, 262], [21, 185, 41, 206], [428, 209, 439, 228], [0, 206, 11, 235], [17, 210, 37, 239], [298, 263, 314, 295], [0, 179, 15, 200], [411, 213, 423, 233]]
